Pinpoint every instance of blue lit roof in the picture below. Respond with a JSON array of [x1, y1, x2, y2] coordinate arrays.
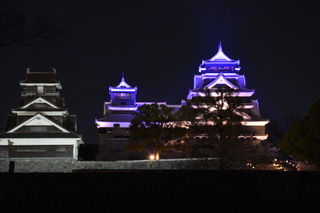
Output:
[[109, 73, 137, 92], [202, 42, 240, 66]]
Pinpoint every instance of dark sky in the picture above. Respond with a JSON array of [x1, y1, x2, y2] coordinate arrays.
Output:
[[0, 0, 319, 143]]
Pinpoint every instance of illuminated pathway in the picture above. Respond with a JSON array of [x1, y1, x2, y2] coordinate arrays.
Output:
[[247, 159, 298, 171]]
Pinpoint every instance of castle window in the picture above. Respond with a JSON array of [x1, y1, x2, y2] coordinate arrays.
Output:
[[29, 126, 47, 132], [32, 103, 50, 108], [25, 86, 37, 92], [114, 93, 132, 99], [56, 147, 67, 152], [16, 126, 61, 133], [207, 67, 217, 71], [44, 86, 56, 93], [17, 146, 46, 152]]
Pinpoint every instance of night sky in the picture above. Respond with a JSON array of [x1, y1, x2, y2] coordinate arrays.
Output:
[[0, 0, 319, 144]]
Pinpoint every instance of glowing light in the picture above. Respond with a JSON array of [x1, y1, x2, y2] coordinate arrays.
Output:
[[95, 120, 131, 128], [108, 106, 137, 111], [149, 152, 160, 160], [149, 154, 155, 160], [109, 88, 137, 92]]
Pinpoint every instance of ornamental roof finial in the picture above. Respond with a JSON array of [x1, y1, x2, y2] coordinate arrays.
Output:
[[116, 72, 131, 88], [218, 41, 222, 51], [206, 41, 236, 62], [121, 72, 125, 82]]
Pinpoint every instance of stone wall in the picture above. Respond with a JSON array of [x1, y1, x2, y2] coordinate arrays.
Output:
[[0, 158, 219, 173]]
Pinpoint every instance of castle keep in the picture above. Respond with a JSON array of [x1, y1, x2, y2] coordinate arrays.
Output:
[[0, 70, 83, 159]]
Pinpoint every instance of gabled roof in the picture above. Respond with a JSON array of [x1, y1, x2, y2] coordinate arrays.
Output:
[[202, 42, 240, 65], [109, 73, 137, 92], [12, 97, 66, 112], [97, 113, 135, 123], [8, 113, 70, 133], [20, 70, 60, 84], [116, 74, 131, 88], [205, 73, 239, 90], [22, 97, 58, 109], [208, 42, 234, 61]]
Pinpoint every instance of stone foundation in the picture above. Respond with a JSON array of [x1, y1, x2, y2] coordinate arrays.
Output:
[[0, 158, 219, 173]]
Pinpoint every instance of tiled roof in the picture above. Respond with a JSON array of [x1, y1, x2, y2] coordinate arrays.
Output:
[[97, 113, 135, 122], [20, 72, 59, 83], [191, 87, 253, 93]]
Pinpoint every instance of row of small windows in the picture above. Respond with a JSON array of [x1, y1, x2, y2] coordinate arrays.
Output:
[[113, 93, 132, 100], [207, 66, 234, 71], [16, 146, 69, 152], [0, 145, 73, 158], [24, 86, 57, 92], [15, 126, 61, 133]]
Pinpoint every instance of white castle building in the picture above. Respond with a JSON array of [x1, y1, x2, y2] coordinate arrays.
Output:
[[0, 70, 83, 159]]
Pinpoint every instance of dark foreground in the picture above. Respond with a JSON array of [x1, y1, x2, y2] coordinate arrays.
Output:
[[0, 170, 319, 212]]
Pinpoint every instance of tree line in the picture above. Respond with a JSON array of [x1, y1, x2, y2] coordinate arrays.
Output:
[[127, 88, 267, 170]]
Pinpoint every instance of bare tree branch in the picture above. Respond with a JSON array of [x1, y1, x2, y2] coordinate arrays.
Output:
[[0, 6, 66, 49]]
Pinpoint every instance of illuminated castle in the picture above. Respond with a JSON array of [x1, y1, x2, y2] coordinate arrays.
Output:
[[187, 42, 269, 140], [96, 73, 139, 130], [95, 43, 269, 160], [95, 74, 176, 160], [0, 70, 83, 159]]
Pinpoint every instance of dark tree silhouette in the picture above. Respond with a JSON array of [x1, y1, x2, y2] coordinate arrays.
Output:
[[279, 99, 320, 169], [128, 89, 265, 168], [177, 88, 262, 169], [127, 103, 178, 159]]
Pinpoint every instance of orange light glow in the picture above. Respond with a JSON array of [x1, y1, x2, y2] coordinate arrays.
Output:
[[149, 152, 160, 160], [149, 154, 155, 160]]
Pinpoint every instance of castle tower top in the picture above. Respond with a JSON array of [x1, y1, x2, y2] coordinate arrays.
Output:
[[199, 42, 241, 73], [207, 42, 234, 61], [109, 73, 137, 106]]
